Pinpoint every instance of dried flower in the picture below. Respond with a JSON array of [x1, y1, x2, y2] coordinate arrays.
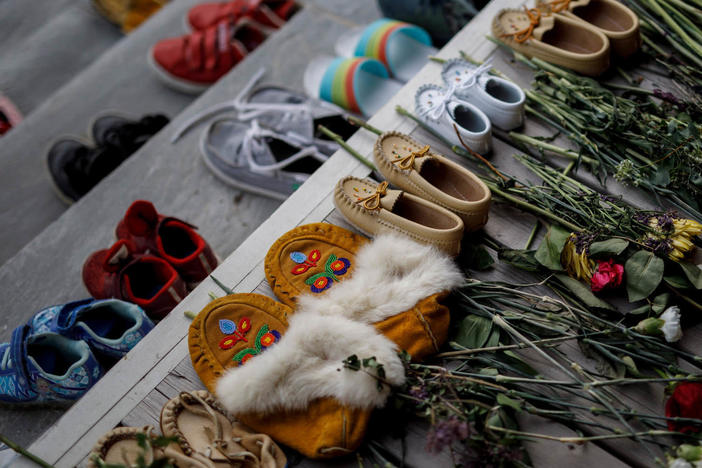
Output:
[[426, 417, 470, 453], [561, 233, 594, 281], [590, 259, 624, 292], [614, 159, 641, 186]]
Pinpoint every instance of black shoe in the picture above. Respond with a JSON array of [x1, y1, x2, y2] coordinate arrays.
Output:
[[91, 113, 169, 155], [47, 138, 126, 204]]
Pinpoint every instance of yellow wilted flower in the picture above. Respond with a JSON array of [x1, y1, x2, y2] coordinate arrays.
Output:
[[673, 218, 702, 239], [561, 233, 594, 281], [644, 215, 700, 262]]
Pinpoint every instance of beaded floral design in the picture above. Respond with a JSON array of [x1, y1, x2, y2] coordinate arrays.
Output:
[[232, 324, 282, 365], [218, 317, 252, 350], [304, 253, 351, 293]]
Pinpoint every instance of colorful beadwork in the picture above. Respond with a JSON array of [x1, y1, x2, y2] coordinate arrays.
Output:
[[304, 253, 351, 293], [290, 249, 322, 275], [232, 323, 281, 365], [217, 317, 252, 350]]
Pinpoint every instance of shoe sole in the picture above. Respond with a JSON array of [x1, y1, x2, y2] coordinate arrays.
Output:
[[44, 135, 96, 206], [147, 47, 211, 95]]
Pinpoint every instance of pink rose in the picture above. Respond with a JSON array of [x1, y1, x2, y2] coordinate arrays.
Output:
[[590, 259, 624, 292]]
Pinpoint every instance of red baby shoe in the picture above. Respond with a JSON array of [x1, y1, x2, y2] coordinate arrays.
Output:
[[116, 200, 218, 286], [149, 18, 272, 93], [82, 239, 187, 320], [186, 0, 295, 31]]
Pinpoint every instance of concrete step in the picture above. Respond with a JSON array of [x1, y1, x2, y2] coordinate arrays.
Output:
[[0, 0, 206, 266], [0, 0, 122, 117], [0, 0, 380, 447]]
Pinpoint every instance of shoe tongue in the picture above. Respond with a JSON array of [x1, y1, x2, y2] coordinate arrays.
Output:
[[532, 15, 555, 40], [125, 200, 159, 235], [380, 189, 403, 212]]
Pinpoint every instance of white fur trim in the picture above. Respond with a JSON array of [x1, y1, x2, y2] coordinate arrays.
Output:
[[296, 234, 463, 324], [216, 312, 405, 415]]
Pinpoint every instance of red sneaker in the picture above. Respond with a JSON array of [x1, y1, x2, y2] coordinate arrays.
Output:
[[149, 18, 272, 93], [186, 0, 295, 31], [115, 200, 218, 286], [82, 239, 187, 320]]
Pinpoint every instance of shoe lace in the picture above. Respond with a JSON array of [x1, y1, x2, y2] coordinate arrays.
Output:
[[548, 0, 570, 13], [170, 67, 344, 142], [419, 60, 491, 121], [501, 7, 542, 44], [357, 181, 388, 211], [393, 145, 430, 170], [205, 118, 330, 181]]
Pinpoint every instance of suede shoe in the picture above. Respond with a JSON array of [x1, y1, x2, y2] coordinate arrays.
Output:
[[493, 7, 610, 76], [373, 131, 491, 231], [83, 239, 187, 320], [116, 200, 218, 286], [536, 0, 640, 58], [334, 177, 464, 256], [29, 298, 154, 360]]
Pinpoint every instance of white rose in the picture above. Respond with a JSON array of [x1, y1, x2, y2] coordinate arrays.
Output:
[[670, 459, 694, 468], [660, 306, 683, 343]]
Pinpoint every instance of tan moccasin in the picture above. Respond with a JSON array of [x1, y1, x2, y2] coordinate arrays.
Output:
[[493, 7, 610, 76], [333, 176, 464, 256], [536, 0, 640, 58], [373, 131, 491, 232]]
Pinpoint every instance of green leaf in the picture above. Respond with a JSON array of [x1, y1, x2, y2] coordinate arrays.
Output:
[[464, 244, 495, 270], [554, 274, 615, 310], [498, 248, 541, 271], [534, 225, 570, 270], [497, 393, 523, 412], [454, 315, 493, 349], [664, 274, 694, 289], [628, 304, 651, 316], [589, 238, 629, 257], [625, 250, 665, 302], [679, 262, 702, 289], [652, 293, 671, 314], [485, 327, 501, 348]]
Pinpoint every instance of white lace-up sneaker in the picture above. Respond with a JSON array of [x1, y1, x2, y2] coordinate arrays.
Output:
[[415, 84, 492, 154], [441, 59, 525, 131]]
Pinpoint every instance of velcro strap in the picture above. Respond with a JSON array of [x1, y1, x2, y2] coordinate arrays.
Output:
[[186, 32, 204, 70], [10, 325, 34, 399]]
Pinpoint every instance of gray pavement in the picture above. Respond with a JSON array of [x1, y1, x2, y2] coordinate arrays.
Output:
[[0, 0, 381, 447]]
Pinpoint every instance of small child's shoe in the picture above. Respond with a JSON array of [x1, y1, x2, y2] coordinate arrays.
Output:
[[29, 298, 154, 360], [82, 239, 187, 320], [536, 0, 640, 58], [0, 325, 102, 404], [334, 176, 465, 256], [441, 59, 525, 131], [415, 84, 492, 154], [492, 7, 610, 76], [373, 131, 491, 231], [116, 200, 218, 287]]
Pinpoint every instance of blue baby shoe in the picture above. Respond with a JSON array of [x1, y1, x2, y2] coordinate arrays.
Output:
[[0, 325, 102, 404], [29, 298, 154, 359]]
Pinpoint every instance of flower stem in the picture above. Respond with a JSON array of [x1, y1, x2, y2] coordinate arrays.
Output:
[[0, 433, 54, 468], [346, 115, 382, 135], [317, 125, 376, 170]]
